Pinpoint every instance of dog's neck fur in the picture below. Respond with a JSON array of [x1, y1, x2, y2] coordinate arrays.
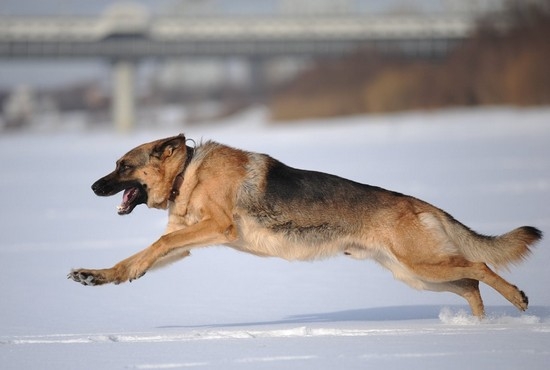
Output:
[[169, 145, 195, 202]]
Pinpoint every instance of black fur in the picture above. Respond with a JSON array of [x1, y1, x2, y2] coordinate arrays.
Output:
[[245, 158, 396, 242]]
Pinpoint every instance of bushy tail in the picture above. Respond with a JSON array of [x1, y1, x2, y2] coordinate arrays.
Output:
[[446, 220, 542, 268]]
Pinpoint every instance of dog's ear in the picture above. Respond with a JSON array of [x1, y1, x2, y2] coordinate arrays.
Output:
[[151, 134, 186, 159]]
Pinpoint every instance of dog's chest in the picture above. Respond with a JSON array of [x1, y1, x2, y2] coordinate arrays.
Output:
[[165, 203, 202, 234]]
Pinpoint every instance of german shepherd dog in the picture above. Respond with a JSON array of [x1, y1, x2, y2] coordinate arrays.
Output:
[[68, 134, 542, 318]]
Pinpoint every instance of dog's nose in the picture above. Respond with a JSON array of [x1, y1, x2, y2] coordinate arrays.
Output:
[[91, 178, 106, 194]]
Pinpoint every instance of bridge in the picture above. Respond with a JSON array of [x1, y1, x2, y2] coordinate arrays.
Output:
[[0, 5, 476, 131]]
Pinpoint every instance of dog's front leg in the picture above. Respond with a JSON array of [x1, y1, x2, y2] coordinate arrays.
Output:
[[68, 219, 235, 286], [68, 264, 138, 286]]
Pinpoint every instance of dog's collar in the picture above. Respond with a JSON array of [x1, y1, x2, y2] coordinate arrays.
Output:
[[169, 145, 195, 202]]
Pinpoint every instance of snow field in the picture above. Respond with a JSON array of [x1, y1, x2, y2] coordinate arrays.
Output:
[[1, 107, 549, 369]]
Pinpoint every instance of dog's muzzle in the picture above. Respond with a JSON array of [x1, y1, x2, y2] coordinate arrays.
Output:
[[91, 176, 147, 215], [91, 177, 116, 196]]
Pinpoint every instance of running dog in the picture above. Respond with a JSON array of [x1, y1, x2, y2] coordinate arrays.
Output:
[[68, 134, 542, 318]]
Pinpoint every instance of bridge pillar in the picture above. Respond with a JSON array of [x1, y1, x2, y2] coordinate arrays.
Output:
[[112, 59, 135, 133], [249, 57, 266, 102]]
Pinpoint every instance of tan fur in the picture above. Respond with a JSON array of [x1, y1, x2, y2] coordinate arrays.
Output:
[[69, 135, 542, 318]]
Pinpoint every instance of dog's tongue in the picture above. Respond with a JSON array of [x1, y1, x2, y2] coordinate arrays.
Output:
[[122, 188, 136, 204], [117, 188, 137, 214]]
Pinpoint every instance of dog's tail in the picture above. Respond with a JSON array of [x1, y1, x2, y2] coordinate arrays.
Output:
[[442, 215, 542, 268]]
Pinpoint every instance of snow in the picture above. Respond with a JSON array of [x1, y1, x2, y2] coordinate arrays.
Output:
[[1, 106, 549, 369]]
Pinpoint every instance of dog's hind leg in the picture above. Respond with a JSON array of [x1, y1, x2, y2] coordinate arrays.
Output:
[[411, 260, 528, 315], [425, 279, 485, 318], [468, 263, 529, 312]]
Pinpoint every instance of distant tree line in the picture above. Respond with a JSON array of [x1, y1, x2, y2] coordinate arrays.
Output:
[[268, 0, 550, 121]]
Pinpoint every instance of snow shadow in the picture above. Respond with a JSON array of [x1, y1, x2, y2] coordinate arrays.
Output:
[[161, 305, 550, 329]]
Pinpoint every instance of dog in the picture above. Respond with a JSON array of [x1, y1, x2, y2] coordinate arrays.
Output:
[[68, 134, 542, 318]]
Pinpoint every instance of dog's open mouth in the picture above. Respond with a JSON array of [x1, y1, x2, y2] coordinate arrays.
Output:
[[117, 185, 147, 215]]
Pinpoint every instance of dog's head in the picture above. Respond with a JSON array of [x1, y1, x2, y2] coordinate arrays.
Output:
[[91, 134, 190, 215]]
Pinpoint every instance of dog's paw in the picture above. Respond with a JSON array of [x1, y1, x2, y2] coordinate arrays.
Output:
[[515, 288, 529, 311], [67, 269, 107, 286]]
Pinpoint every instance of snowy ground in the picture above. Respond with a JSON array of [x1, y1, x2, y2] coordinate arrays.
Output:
[[1, 107, 549, 369]]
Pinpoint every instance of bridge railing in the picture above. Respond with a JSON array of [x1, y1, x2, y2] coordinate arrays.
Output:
[[0, 15, 474, 42]]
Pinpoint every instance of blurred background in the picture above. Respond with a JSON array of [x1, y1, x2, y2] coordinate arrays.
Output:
[[0, 0, 548, 132]]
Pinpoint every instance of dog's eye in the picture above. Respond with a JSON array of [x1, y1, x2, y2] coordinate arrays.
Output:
[[118, 163, 133, 173]]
